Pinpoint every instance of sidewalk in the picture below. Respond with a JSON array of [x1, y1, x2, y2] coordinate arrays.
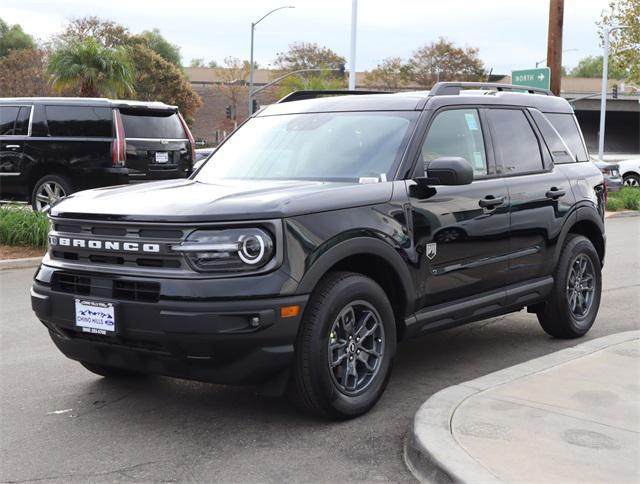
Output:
[[405, 331, 640, 483]]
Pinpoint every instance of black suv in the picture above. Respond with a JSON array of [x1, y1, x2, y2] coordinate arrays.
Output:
[[0, 98, 195, 211], [31, 83, 606, 419]]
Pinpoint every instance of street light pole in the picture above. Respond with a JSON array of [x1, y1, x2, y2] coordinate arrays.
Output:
[[598, 24, 627, 161], [349, 0, 358, 90], [248, 5, 295, 115]]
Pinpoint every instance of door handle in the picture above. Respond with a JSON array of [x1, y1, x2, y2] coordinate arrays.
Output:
[[5, 144, 20, 149], [545, 187, 566, 199], [478, 195, 505, 208]]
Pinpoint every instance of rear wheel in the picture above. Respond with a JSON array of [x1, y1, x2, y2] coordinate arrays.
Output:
[[80, 362, 144, 378], [536, 235, 602, 338], [623, 173, 640, 188], [31, 175, 72, 212], [289, 272, 396, 419]]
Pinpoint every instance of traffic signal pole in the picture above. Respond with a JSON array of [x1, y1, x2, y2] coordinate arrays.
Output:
[[546, 0, 564, 96]]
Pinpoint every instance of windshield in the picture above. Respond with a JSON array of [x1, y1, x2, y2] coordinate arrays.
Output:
[[195, 111, 418, 183]]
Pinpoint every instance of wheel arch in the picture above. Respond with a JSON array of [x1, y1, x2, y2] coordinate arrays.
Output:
[[560, 207, 606, 267], [296, 237, 416, 340]]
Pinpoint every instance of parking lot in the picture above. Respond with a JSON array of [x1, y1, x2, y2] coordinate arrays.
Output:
[[1, 214, 638, 483]]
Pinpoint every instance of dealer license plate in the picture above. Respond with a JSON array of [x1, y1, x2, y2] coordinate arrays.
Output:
[[75, 299, 116, 335], [155, 152, 169, 163]]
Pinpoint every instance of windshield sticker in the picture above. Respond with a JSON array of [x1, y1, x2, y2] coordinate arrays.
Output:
[[465, 113, 479, 131], [359, 177, 380, 184], [472, 152, 484, 169], [380, 173, 387, 182]]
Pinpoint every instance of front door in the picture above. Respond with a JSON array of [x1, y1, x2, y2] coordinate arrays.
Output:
[[406, 108, 510, 309]]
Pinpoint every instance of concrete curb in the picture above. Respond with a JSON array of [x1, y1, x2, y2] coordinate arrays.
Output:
[[404, 330, 640, 483], [605, 210, 640, 218], [0, 256, 42, 271]]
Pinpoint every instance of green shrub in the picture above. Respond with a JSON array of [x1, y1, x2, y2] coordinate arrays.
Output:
[[616, 187, 640, 210], [0, 206, 48, 248], [606, 197, 625, 212]]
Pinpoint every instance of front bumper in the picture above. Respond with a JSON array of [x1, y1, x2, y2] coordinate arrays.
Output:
[[31, 281, 308, 385]]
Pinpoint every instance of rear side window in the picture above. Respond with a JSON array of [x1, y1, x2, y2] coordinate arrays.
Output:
[[487, 109, 543, 175], [120, 110, 185, 139], [544, 113, 589, 162], [0, 106, 19, 135], [45, 106, 112, 137]]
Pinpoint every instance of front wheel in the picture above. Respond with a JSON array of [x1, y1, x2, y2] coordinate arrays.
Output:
[[289, 272, 396, 420], [623, 173, 640, 188], [31, 174, 72, 212], [536, 235, 602, 338]]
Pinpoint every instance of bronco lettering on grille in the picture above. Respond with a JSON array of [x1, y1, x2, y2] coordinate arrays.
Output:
[[49, 236, 160, 253]]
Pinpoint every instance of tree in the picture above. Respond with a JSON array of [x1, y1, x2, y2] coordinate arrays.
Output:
[[190, 58, 205, 67], [0, 18, 35, 57], [407, 38, 485, 88], [0, 48, 52, 96], [136, 28, 181, 67], [128, 45, 202, 122], [364, 57, 410, 90], [274, 42, 345, 72], [207, 60, 219, 68], [218, 57, 249, 122], [55, 16, 129, 49], [277, 71, 346, 98], [599, 0, 640, 83], [568, 55, 629, 79], [47, 37, 135, 97]]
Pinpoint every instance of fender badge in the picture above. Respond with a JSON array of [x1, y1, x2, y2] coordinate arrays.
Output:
[[426, 243, 437, 260]]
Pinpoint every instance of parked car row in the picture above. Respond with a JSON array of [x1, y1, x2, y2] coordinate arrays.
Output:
[[591, 157, 640, 192], [0, 97, 196, 211]]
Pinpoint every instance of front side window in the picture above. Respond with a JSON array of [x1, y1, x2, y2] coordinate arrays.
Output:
[[418, 109, 488, 177], [195, 111, 418, 183], [120, 110, 186, 139], [45, 106, 112, 137], [488, 109, 543, 174]]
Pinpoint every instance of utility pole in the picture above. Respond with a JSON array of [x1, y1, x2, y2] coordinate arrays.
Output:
[[546, 0, 564, 96], [349, 0, 358, 90]]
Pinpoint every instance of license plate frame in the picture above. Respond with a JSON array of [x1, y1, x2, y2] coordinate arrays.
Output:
[[155, 152, 170, 163], [75, 299, 117, 336]]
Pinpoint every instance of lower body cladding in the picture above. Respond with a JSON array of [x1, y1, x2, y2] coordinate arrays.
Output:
[[31, 279, 308, 387]]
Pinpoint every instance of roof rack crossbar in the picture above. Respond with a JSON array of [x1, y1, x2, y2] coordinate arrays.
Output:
[[277, 90, 391, 103], [429, 82, 552, 96]]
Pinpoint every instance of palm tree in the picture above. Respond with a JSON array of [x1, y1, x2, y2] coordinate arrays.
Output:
[[47, 37, 135, 97]]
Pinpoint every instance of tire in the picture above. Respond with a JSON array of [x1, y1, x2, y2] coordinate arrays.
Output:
[[623, 173, 640, 188], [536, 235, 602, 339], [289, 271, 396, 420], [31, 174, 72, 212], [80, 362, 144, 378]]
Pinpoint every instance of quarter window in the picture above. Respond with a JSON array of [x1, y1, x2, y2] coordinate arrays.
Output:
[[45, 106, 112, 137], [545, 113, 588, 162], [14, 107, 31, 136], [488, 109, 543, 174], [418, 109, 488, 177]]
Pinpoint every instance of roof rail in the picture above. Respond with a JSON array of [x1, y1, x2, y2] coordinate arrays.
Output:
[[277, 90, 391, 103], [430, 82, 552, 96]]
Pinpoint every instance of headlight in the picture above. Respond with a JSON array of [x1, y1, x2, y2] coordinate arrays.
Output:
[[172, 228, 274, 273]]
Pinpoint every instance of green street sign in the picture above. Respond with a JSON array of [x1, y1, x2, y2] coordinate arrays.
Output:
[[511, 67, 551, 90]]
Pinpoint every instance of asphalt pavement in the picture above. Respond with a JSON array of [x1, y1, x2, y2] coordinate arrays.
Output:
[[1, 216, 639, 483]]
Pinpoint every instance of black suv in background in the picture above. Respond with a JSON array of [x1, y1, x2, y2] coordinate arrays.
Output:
[[31, 83, 606, 419], [0, 98, 195, 211]]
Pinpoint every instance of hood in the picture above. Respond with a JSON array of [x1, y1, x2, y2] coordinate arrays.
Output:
[[50, 178, 394, 222]]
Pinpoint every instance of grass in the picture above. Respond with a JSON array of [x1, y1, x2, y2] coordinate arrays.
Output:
[[607, 187, 640, 212], [0, 205, 48, 248]]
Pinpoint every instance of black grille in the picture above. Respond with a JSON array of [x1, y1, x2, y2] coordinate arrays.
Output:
[[52, 273, 160, 302]]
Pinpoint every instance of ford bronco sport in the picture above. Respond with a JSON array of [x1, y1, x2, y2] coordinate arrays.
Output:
[[31, 83, 606, 419]]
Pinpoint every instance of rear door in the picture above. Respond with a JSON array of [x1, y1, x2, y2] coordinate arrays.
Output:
[[486, 108, 576, 284], [0, 104, 32, 199], [119, 108, 192, 181]]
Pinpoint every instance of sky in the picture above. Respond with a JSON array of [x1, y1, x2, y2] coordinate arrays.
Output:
[[2, 0, 613, 74]]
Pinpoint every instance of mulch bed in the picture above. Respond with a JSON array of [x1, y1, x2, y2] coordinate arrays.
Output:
[[0, 245, 45, 260]]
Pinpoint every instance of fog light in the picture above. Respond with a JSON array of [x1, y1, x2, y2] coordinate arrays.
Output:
[[249, 316, 260, 328]]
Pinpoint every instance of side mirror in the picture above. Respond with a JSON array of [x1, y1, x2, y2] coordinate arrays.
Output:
[[416, 157, 474, 186]]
